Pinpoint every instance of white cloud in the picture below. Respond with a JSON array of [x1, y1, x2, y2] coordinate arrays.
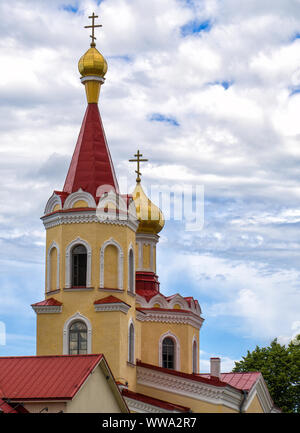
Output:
[[1, 0, 300, 358]]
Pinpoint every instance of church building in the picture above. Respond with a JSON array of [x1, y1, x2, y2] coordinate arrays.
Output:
[[30, 13, 279, 414]]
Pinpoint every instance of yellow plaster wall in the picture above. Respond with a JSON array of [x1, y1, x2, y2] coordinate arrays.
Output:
[[38, 217, 139, 390], [245, 394, 264, 413], [53, 204, 61, 212], [104, 244, 118, 288], [45, 220, 136, 292], [73, 200, 88, 208], [143, 244, 151, 269], [50, 247, 57, 291], [139, 320, 199, 374], [66, 364, 122, 413]]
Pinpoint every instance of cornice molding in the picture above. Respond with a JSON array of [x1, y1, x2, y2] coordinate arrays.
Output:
[[137, 366, 242, 412], [42, 209, 138, 232], [136, 309, 204, 329], [31, 305, 62, 314], [94, 302, 130, 314], [123, 397, 181, 414]]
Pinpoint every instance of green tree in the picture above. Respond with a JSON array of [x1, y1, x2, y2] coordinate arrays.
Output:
[[233, 335, 300, 413]]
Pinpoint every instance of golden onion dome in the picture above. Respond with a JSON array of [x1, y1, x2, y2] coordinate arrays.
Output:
[[132, 182, 165, 234], [78, 46, 108, 78]]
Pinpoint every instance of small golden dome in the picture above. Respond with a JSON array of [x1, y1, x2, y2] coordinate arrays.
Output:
[[132, 182, 165, 234], [78, 47, 108, 78]]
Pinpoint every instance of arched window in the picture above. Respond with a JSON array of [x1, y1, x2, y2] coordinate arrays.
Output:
[[162, 337, 175, 369], [128, 249, 134, 293], [193, 339, 198, 373], [128, 322, 135, 364], [69, 321, 87, 355], [72, 245, 87, 287]]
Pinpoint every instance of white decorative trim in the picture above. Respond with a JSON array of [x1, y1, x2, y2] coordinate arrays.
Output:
[[44, 192, 62, 215], [123, 397, 183, 414], [167, 294, 189, 310], [159, 331, 181, 371], [146, 294, 168, 309], [100, 238, 124, 289], [32, 305, 62, 314], [137, 366, 242, 412], [128, 318, 135, 364], [128, 244, 135, 294], [94, 302, 130, 314], [136, 308, 204, 330], [65, 237, 92, 288], [243, 375, 275, 413], [80, 75, 105, 84], [46, 241, 60, 293], [42, 209, 138, 232], [63, 312, 92, 355], [63, 189, 96, 209]]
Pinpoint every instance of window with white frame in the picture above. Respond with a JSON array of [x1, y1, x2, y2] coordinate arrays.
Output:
[[128, 322, 135, 364]]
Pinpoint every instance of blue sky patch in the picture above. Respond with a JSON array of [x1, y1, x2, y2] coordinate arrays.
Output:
[[181, 19, 212, 36], [289, 86, 300, 97], [208, 80, 233, 90], [291, 32, 300, 41], [149, 113, 180, 126], [61, 4, 78, 13], [108, 55, 132, 62]]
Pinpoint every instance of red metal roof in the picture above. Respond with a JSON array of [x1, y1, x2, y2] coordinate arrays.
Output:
[[198, 372, 261, 391], [122, 389, 190, 412], [136, 361, 233, 389], [94, 295, 130, 306], [0, 355, 103, 401], [31, 297, 62, 307], [63, 103, 119, 199]]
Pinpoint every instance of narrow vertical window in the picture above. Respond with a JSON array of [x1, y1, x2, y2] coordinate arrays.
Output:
[[72, 245, 87, 287], [69, 321, 87, 355], [193, 339, 198, 373], [128, 249, 134, 293], [128, 323, 135, 364], [162, 337, 175, 369]]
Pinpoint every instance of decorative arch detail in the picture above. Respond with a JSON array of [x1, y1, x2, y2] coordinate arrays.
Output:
[[63, 189, 96, 209], [47, 241, 60, 292], [159, 331, 180, 371], [100, 238, 124, 289], [63, 312, 92, 355], [44, 193, 62, 215], [65, 237, 92, 288]]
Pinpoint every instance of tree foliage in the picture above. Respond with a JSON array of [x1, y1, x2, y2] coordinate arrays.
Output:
[[233, 335, 300, 413]]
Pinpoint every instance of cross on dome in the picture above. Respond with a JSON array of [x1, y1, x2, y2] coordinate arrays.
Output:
[[84, 12, 102, 47], [129, 150, 148, 183]]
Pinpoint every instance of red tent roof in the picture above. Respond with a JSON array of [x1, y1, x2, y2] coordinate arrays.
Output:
[[0, 355, 103, 401], [63, 103, 119, 199]]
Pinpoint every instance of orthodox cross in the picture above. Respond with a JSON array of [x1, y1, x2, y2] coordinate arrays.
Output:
[[84, 12, 102, 47], [129, 150, 148, 182]]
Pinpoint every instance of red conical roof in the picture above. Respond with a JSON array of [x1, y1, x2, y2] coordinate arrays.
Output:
[[63, 103, 119, 199]]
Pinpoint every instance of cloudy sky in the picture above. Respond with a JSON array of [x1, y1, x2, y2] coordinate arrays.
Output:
[[1, 0, 300, 372]]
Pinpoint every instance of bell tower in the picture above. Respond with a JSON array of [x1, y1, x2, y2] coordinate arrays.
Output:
[[32, 14, 139, 390]]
